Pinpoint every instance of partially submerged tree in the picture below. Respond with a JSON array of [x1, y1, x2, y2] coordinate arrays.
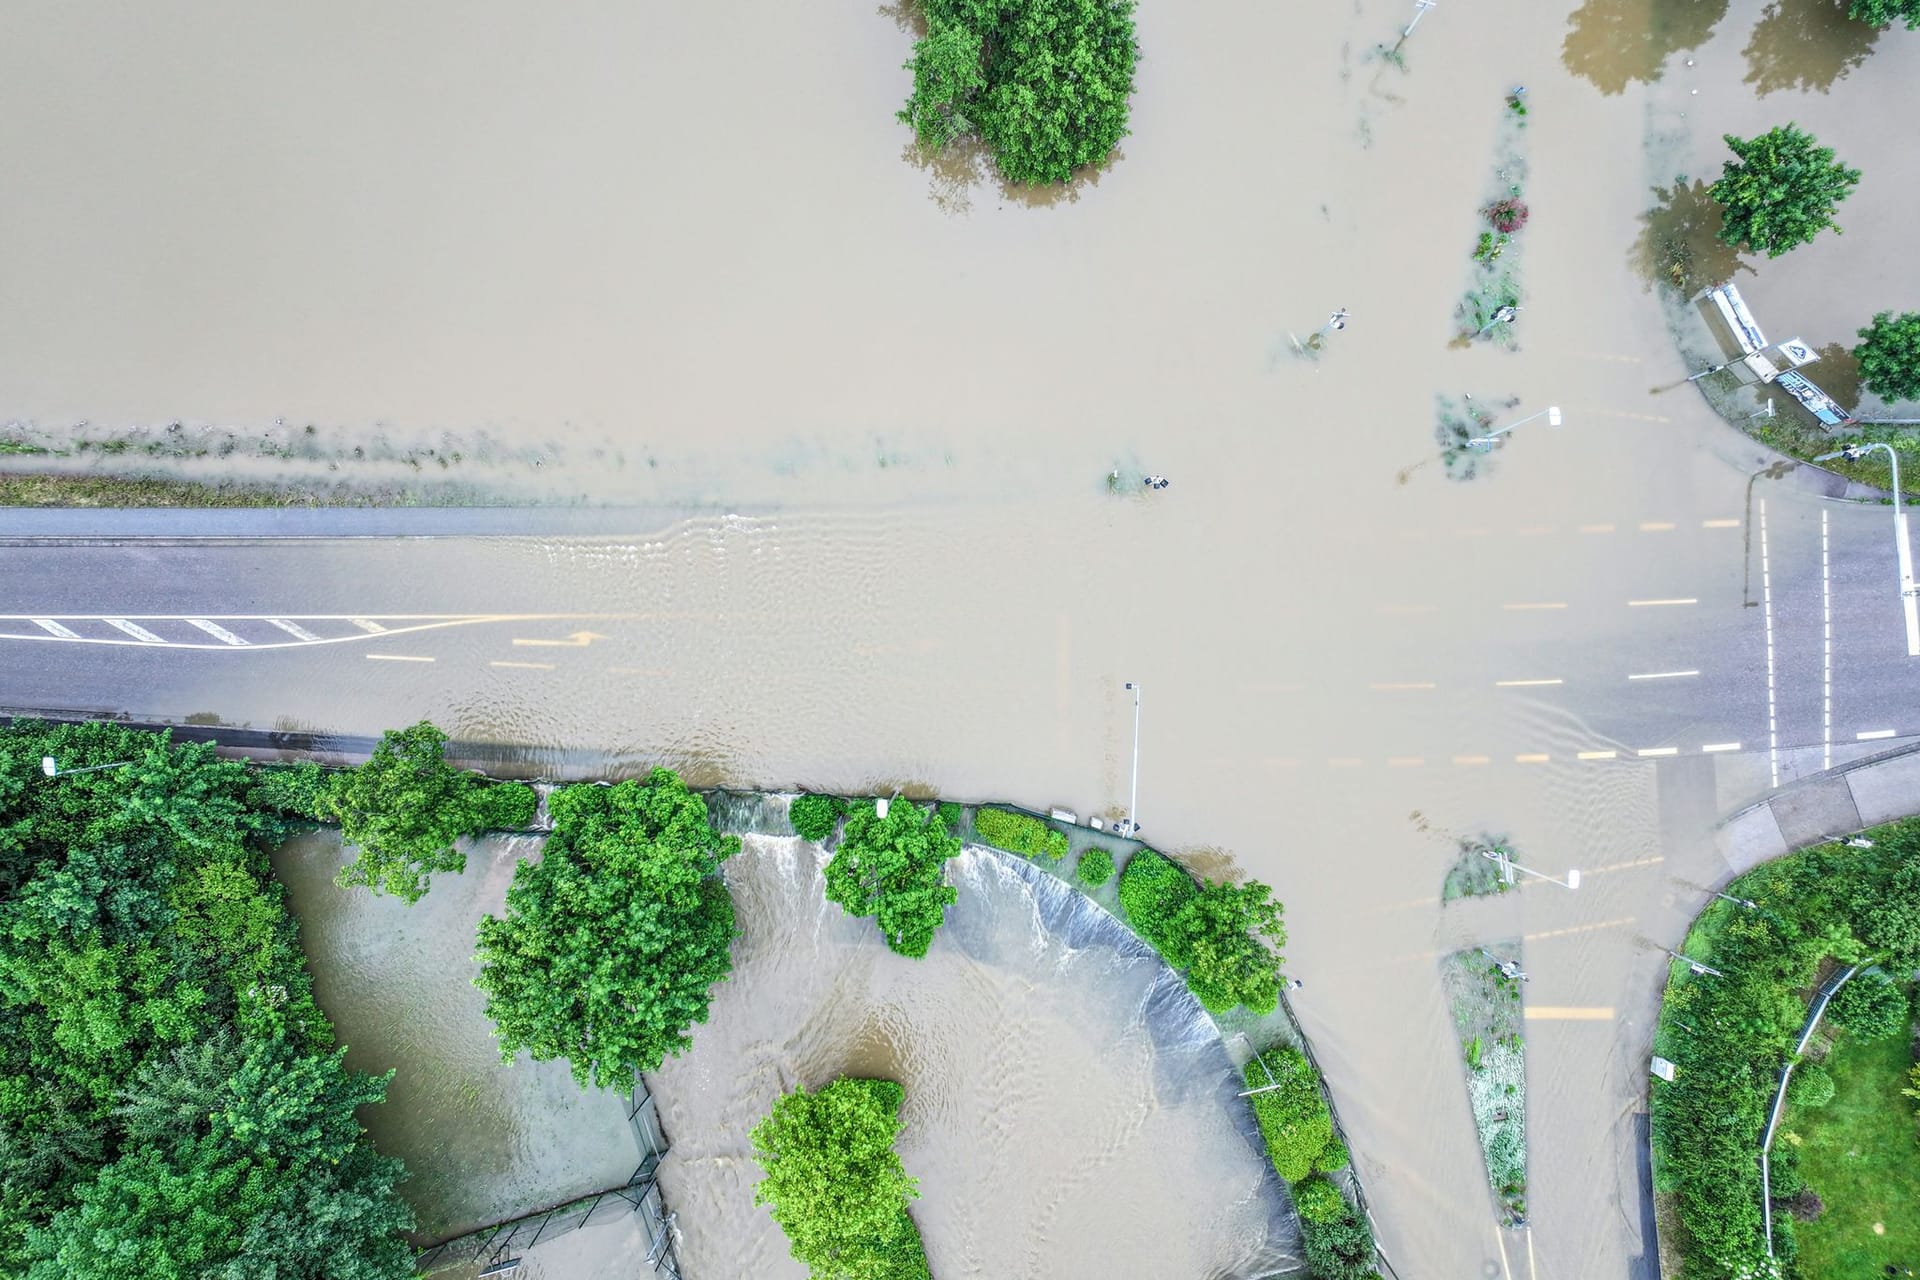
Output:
[[474, 769, 738, 1088], [901, 0, 1140, 185], [823, 800, 960, 958], [1709, 124, 1861, 258], [1854, 311, 1920, 403], [751, 1078, 930, 1280], [1165, 879, 1288, 1015], [327, 721, 536, 903]]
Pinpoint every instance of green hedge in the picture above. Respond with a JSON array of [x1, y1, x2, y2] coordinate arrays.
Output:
[[1292, 1174, 1346, 1224], [1076, 848, 1115, 889], [973, 807, 1068, 860], [1117, 850, 1199, 964], [1244, 1050, 1337, 1182], [789, 793, 846, 842], [469, 780, 539, 831], [248, 760, 331, 819], [1299, 1201, 1381, 1280], [1651, 823, 1920, 1278]]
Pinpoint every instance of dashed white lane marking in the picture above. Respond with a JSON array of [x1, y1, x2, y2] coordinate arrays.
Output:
[[366, 653, 435, 663], [1639, 521, 1676, 532], [30, 618, 79, 638], [1504, 602, 1568, 611], [1497, 678, 1564, 687], [1762, 499, 1779, 789], [268, 618, 321, 642], [1515, 753, 1550, 763], [1387, 756, 1426, 767], [1823, 509, 1833, 773], [1578, 750, 1619, 760], [1578, 523, 1616, 534], [1628, 670, 1699, 681], [349, 618, 388, 634], [1703, 518, 1742, 528], [104, 618, 165, 643], [1638, 747, 1680, 757], [1703, 742, 1742, 753], [490, 660, 556, 671], [1628, 598, 1698, 607], [1452, 755, 1491, 765], [185, 618, 248, 646], [1371, 682, 1437, 691], [1858, 729, 1898, 741]]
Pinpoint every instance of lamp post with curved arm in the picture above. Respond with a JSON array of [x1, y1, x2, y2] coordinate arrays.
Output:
[[1816, 443, 1920, 657]]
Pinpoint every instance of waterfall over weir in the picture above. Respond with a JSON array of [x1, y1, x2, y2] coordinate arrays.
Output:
[[648, 837, 1303, 1280]]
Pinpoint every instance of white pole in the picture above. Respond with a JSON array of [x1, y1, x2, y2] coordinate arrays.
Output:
[[1404, 0, 1436, 37], [1123, 682, 1142, 836], [1889, 447, 1920, 657], [1468, 405, 1562, 450]]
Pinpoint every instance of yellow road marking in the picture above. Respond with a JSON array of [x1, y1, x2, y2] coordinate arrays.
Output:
[[609, 666, 671, 676], [1525, 1006, 1616, 1021], [1639, 521, 1676, 532], [1702, 518, 1742, 528], [1515, 753, 1551, 764], [490, 660, 556, 671], [1585, 855, 1664, 875], [1525, 916, 1635, 941], [511, 630, 611, 648], [1577, 750, 1618, 760]]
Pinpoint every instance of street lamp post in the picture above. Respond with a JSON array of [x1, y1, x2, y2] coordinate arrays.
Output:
[[40, 756, 132, 779], [1118, 682, 1142, 838], [1478, 845, 1580, 890], [1815, 443, 1920, 657], [1403, 0, 1436, 36], [1468, 405, 1563, 451]]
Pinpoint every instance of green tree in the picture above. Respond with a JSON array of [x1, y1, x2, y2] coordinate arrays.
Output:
[[788, 793, 847, 843], [1825, 970, 1909, 1039], [1075, 847, 1114, 889], [1710, 124, 1861, 258], [474, 769, 738, 1089], [1298, 1201, 1380, 1280], [1854, 311, 1920, 403], [1785, 1061, 1834, 1107], [1164, 880, 1287, 1015], [1116, 850, 1198, 962], [822, 801, 960, 958], [1859, 861, 1920, 967], [1849, 0, 1920, 28], [325, 721, 535, 903], [1291, 1173, 1346, 1223], [751, 1078, 930, 1280], [901, 0, 1139, 186]]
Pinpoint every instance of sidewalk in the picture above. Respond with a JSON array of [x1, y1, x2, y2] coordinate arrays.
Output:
[[1716, 739, 1920, 875]]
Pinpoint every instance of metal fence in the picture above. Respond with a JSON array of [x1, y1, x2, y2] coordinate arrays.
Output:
[[414, 1076, 682, 1278]]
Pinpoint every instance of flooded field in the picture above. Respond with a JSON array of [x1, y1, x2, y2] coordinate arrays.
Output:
[[3, 0, 1919, 1276]]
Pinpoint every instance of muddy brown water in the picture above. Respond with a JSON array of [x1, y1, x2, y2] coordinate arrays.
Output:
[[3, 1, 1919, 1276]]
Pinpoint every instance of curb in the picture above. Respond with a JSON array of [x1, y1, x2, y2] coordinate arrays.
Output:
[[1715, 739, 1920, 876]]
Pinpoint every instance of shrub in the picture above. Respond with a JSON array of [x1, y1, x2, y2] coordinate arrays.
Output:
[[974, 807, 1069, 860], [1298, 1201, 1380, 1280], [1164, 879, 1287, 1015], [1244, 1050, 1336, 1182], [1076, 848, 1115, 889], [789, 793, 846, 842], [1292, 1174, 1346, 1224], [248, 761, 331, 819], [1827, 970, 1910, 1040], [824, 801, 961, 958], [936, 801, 962, 830], [468, 780, 538, 831], [1768, 1141, 1804, 1196], [1786, 1062, 1834, 1108], [1117, 850, 1198, 963], [1314, 1139, 1351, 1173], [1859, 861, 1920, 967], [1486, 198, 1529, 233]]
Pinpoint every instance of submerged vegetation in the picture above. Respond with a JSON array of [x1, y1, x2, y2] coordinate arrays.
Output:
[[752, 1078, 931, 1280], [0, 720, 415, 1277], [900, 0, 1140, 185], [1441, 944, 1528, 1224], [1454, 91, 1531, 349]]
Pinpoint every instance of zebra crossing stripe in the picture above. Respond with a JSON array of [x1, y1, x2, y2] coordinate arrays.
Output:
[[349, 618, 388, 634], [105, 619, 166, 643], [185, 618, 249, 646], [29, 618, 79, 638], [267, 618, 322, 642]]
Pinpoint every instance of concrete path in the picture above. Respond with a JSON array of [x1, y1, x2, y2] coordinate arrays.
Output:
[[1716, 740, 1920, 876]]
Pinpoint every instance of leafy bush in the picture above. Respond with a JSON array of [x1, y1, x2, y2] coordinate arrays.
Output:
[[1244, 1050, 1337, 1182], [1827, 971, 1910, 1040], [0, 720, 413, 1276], [936, 801, 962, 830], [901, 0, 1140, 185], [1165, 880, 1287, 1015], [789, 793, 846, 843], [468, 780, 538, 831], [1710, 124, 1861, 258], [1298, 1201, 1381, 1280], [1292, 1174, 1346, 1224], [752, 1078, 931, 1280], [1076, 848, 1115, 889], [1117, 850, 1198, 964], [824, 801, 962, 958], [1787, 1062, 1834, 1108], [973, 807, 1068, 860], [1314, 1139, 1351, 1173], [1768, 1141, 1804, 1196], [1859, 861, 1920, 967], [474, 770, 738, 1087], [1854, 311, 1920, 404], [248, 761, 331, 819]]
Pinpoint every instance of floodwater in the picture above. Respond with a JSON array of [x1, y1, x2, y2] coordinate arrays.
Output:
[[651, 840, 1296, 1279], [2, 1, 1919, 1277]]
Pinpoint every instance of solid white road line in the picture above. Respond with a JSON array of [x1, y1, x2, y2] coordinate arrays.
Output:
[[185, 618, 248, 646], [104, 619, 165, 643], [1628, 670, 1699, 680], [1628, 598, 1698, 607], [1762, 499, 1779, 788], [1638, 747, 1680, 757], [29, 618, 79, 638], [1639, 521, 1676, 532], [1515, 753, 1550, 763], [1702, 518, 1742, 528], [268, 618, 322, 642], [365, 654, 435, 663], [1858, 729, 1898, 741], [1703, 742, 1742, 753], [490, 660, 557, 671], [1578, 750, 1619, 760], [1496, 678, 1563, 687], [1823, 510, 1833, 773]]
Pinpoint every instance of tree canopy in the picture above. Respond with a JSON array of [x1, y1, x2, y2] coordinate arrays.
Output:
[[1709, 124, 1861, 258], [1166, 879, 1287, 1015], [0, 720, 412, 1278], [324, 721, 537, 904], [474, 769, 738, 1089], [901, 0, 1140, 186], [823, 800, 960, 958], [751, 1078, 931, 1280], [1849, 0, 1920, 28], [1854, 311, 1920, 404]]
